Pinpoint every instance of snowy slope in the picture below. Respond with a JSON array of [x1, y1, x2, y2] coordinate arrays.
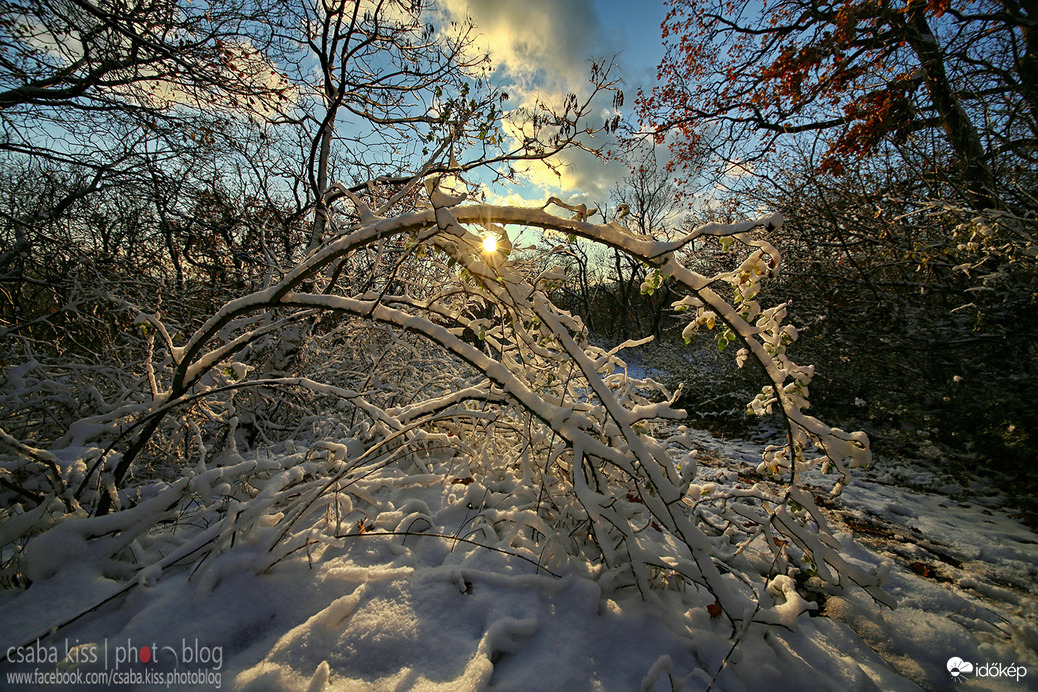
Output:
[[1, 433, 1035, 692]]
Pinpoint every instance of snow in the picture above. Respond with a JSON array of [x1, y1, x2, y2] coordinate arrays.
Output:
[[2, 199, 1035, 691], [2, 431, 1035, 691]]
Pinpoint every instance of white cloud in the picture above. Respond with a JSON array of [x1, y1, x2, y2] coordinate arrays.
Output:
[[478, 188, 542, 207], [15, 11, 293, 119], [439, 0, 604, 98], [515, 146, 618, 208], [724, 161, 755, 179], [440, 0, 627, 207]]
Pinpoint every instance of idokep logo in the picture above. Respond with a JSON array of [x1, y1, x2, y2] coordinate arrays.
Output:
[[947, 657, 974, 681], [947, 656, 1028, 683]]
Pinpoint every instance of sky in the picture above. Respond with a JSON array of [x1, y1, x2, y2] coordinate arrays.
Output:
[[437, 0, 670, 209], [12, 0, 670, 214]]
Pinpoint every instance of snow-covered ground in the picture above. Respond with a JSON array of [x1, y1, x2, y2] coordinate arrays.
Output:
[[2, 430, 1035, 691]]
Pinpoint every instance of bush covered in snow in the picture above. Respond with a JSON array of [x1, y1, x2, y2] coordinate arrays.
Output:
[[1, 178, 894, 654]]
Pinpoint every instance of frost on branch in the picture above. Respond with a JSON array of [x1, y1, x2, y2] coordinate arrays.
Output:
[[0, 177, 890, 647]]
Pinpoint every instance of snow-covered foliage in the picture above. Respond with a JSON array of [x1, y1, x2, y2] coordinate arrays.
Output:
[[1, 176, 893, 669]]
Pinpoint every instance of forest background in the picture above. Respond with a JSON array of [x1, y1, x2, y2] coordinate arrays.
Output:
[[0, 0, 1035, 630]]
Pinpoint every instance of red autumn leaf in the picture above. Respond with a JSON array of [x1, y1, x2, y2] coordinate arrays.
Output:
[[637, 0, 999, 200]]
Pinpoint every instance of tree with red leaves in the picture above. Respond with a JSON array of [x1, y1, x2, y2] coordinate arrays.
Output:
[[639, 0, 1038, 211]]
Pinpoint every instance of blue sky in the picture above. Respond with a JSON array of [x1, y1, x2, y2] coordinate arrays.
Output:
[[594, 0, 668, 86], [438, 0, 670, 208]]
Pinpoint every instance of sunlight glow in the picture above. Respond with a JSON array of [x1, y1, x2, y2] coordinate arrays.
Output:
[[482, 234, 498, 253]]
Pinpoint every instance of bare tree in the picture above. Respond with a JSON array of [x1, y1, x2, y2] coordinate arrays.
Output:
[[599, 147, 683, 339]]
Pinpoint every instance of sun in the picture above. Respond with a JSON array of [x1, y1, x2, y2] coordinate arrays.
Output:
[[482, 234, 498, 253]]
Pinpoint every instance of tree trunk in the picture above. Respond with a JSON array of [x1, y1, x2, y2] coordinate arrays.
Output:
[[308, 121, 334, 253], [906, 6, 999, 209], [1007, 0, 1038, 127]]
